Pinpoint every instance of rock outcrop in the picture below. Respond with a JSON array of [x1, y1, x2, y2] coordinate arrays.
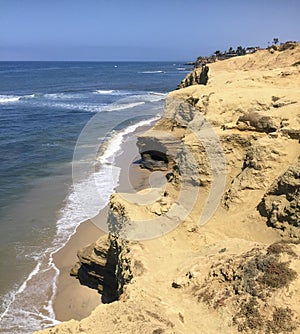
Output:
[[36, 43, 300, 334], [136, 129, 181, 171], [258, 158, 300, 239], [70, 235, 132, 303], [177, 64, 209, 89], [194, 55, 216, 68], [237, 111, 279, 133]]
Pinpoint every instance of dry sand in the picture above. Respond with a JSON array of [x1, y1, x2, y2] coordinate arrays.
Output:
[[53, 219, 104, 321]]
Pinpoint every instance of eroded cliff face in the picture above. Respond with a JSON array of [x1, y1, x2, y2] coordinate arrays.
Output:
[[70, 234, 132, 303], [177, 64, 209, 89], [36, 43, 300, 334]]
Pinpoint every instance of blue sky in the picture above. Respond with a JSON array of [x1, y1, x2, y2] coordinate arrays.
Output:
[[1, 0, 299, 61]]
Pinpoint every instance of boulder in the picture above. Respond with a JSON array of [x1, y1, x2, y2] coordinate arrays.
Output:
[[237, 111, 279, 133]]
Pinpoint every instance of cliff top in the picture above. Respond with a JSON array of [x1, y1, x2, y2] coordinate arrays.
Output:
[[211, 41, 300, 71]]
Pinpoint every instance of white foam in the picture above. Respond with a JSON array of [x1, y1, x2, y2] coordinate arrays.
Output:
[[95, 89, 115, 94], [102, 93, 166, 112], [44, 93, 70, 99], [149, 92, 167, 96], [0, 91, 165, 111], [0, 94, 39, 103], [54, 116, 161, 244], [100, 92, 167, 112], [35, 67, 62, 71], [42, 92, 89, 100], [94, 89, 131, 96], [20, 94, 35, 100], [44, 260, 59, 320], [0, 92, 89, 103], [102, 101, 145, 112], [138, 70, 164, 74], [16, 262, 41, 295], [138, 93, 167, 102], [98, 115, 160, 165], [0, 95, 21, 103], [0, 106, 161, 333], [0, 258, 60, 333], [54, 91, 166, 112], [46, 102, 107, 113], [0, 287, 19, 322]]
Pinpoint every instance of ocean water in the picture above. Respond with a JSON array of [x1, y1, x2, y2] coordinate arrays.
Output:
[[0, 61, 190, 333]]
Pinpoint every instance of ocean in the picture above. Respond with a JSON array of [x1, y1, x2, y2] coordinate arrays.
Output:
[[0, 61, 189, 333]]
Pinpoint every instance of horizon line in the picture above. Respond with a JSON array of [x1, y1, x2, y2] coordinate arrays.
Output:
[[0, 59, 192, 63]]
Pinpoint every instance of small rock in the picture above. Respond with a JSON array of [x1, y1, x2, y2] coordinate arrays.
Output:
[[70, 262, 80, 276], [150, 202, 162, 215], [269, 132, 278, 138]]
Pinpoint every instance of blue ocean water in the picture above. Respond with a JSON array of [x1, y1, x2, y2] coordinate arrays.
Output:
[[0, 62, 190, 333]]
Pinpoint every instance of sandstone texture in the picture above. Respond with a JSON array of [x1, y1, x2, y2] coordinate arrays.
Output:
[[70, 234, 132, 303], [177, 64, 209, 89], [258, 158, 300, 239], [36, 43, 300, 334]]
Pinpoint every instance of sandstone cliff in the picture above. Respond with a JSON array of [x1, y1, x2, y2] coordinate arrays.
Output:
[[177, 64, 209, 89], [36, 43, 300, 334], [70, 234, 132, 303]]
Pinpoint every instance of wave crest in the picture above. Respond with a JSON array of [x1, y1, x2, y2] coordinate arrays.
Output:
[[138, 70, 164, 74]]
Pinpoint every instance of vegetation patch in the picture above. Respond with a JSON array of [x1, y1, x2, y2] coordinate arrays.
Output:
[[152, 329, 165, 334], [233, 298, 264, 332], [267, 242, 297, 257], [260, 258, 297, 289], [190, 243, 299, 333], [266, 307, 297, 333], [234, 302, 297, 334]]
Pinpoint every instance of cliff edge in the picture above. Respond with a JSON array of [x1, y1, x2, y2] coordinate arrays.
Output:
[[36, 43, 300, 334]]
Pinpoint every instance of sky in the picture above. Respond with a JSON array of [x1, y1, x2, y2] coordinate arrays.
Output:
[[0, 0, 299, 61]]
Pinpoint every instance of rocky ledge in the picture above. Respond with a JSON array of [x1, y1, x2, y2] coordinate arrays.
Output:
[[36, 42, 300, 334], [70, 234, 132, 303]]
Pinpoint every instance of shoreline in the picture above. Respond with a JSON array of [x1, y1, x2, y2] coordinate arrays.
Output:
[[34, 42, 300, 334], [0, 61, 188, 334], [52, 123, 153, 321]]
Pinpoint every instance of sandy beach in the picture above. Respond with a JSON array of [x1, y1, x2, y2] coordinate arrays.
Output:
[[53, 125, 152, 321]]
